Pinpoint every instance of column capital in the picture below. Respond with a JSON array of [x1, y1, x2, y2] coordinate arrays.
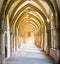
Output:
[[10, 31, 15, 36], [0, 29, 7, 33]]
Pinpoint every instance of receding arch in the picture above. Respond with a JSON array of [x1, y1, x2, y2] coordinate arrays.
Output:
[[14, 12, 43, 28], [18, 21, 39, 33], [10, 4, 48, 29], [17, 18, 41, 30], [5, 0, 48, 20]]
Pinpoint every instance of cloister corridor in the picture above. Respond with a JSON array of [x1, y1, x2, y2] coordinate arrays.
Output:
[[4, 36, 54, 64], [0, 0, 60, 64]]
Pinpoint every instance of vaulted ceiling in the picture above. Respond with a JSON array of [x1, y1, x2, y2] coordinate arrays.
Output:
[[0, 0, 58, 36]]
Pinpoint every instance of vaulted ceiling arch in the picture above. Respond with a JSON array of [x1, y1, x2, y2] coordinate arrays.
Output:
[[0, 0, 58, 34], [5, 0, 48, 19], [5, 0, 56, 20], [15, 12, 42, 28], [12, 7, 45, 29], [0, 0, 57, 28], [18, 24, 37, 36], [11, 4, 48, 28], [18, 21, 39, 34], [17, 18, 40, 30]]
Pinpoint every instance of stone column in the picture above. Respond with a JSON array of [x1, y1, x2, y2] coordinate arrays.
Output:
[[46, 22, 51, 55], [43, 28, 45, 51], [0, 30, 1, 64], [41, 29, 44, 50], [0, 18, 7, 63], [40, 31, 42, 49], [6, 15, 10, 57], [47, 30, 51, 54], [15, 34, 17, 51], [44, 27, 48, 53], [10, 32, 14, 56], [16, 29, 19, 50], [57, 11, 60, 64], [39, 31, 41, 48], [58, 28, 60, 64], [1, 30, 5, 64], [12, 27, 15, 52], [6, 30, 10, 57], [41, 31, 44, 50], [15, 29, 18, 51], [13, 34, 15, 52]]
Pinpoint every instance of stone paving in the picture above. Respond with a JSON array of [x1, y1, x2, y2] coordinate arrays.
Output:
[[4, 43, 55, 64]]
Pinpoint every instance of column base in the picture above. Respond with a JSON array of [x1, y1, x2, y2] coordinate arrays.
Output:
[[50, 48, 60, 64], [0, 54, 1, 64], [44, 45, 50, 54], [57, 50, 60, 64], [1, 53, 5, 64]]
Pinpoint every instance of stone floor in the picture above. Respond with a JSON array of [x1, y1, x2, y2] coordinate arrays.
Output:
[[4, 42, 55, 64]]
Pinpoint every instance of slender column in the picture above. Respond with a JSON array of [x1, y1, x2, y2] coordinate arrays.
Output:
[[51, 15, 59, 63], [12, 27, 15, 52], [45, 27, 47, 47], [40, 32, 42, 49], [15, 29, 18, 51], [47, 30, 51, 54], [0, 31, 1, 64], [44, 27, 48, 53], [18, 36, 21, 48], [1, 31, 5, 64], [58, 27, 60, 64], [43, 28, 45, 51], [14, 34, 15, 52], [41, 30, 44, 50], [0, 18, 6, 63], [7, 29, 10, 57], [41, 31, 44, 50], [58, 11, 60, 64], [39, 33, 40, 47], [16, 29, 18, 49], [6, 16, 10, 57], [15, 34, 17, 51], [47, 23, 51, 55], [10, 32, 14, 56], [39, 32, 41, 48]]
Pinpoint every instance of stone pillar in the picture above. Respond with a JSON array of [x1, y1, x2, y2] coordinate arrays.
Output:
[[18, 36, 21, 48], [43, 28, 45, 51], [6, 15, 10, 57], [41, 31, 44, 50], [41, 29, 44, 50], [46, 22, 51, 55], [44, 27, 48, 53], [16, 29, 18, 50], [0, 31, 1, 64], [58, 11, 60, 64], [40, 32, 42, 49], [15, 29, 18, 51], [39, 31, 41, 48], [7, 30, 10, 57], [46, 27, 51, 55], [15, 35, 17, 51], [10, 32, 14, 56], [58, 28, 60, 64], [13, 34, 15, 52], [1, 30, 5, 64], [12, 27, 15, 52], [0, 18, 7, 64]]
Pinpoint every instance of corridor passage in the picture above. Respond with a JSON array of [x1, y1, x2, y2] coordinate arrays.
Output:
[[4, 41, 55, 64]]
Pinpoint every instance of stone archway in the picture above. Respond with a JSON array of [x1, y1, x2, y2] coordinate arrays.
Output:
[[0, 0, 59, 64]]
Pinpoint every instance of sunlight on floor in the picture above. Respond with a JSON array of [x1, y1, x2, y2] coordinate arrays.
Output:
[[4, 36, 54, 64], [19, 36, 35, 50]]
